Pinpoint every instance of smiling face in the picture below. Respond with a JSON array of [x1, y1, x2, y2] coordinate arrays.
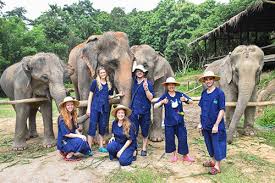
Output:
[[167, 83, 176, 92], [135, 69, 145, 79], [65, 101, 75, 112], [203, 77, 215, 88], [98, 68, 107, 80], [116, 109, 126, 120]]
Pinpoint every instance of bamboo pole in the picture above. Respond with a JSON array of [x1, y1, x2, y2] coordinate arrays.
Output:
[[0, 98, 48, 105]]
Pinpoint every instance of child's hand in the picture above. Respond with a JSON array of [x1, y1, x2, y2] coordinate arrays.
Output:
[[117, 149, 123, 158], [212, 124, 218, 133], [143, 78, 149, 91], [162, 98, 168, 104], [180, 96, 188, 102]]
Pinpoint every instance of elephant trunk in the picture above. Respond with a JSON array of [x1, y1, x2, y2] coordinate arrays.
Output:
[[49, 82, 67, 109], [228, 79, 255, 143], [115, 54, 133, 107]]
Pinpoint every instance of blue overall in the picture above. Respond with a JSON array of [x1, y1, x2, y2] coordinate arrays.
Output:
[[88, 80, 113, 136], [157, 91, 191, 155], [57, 116, 91, 155], [107, 120, 137, 166], [130, 78, 154, 137], [199, 87, 227, 161]]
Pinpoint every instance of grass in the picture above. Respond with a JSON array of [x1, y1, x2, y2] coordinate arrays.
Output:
[[256, 130, 275, 147], [256, 106, 275, 128], [257, 70, 275, 90], [105, 168, 168, 183]]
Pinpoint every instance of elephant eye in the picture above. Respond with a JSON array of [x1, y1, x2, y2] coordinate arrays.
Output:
[[41, 74, 49, 82], [108, 60, 118, 69]]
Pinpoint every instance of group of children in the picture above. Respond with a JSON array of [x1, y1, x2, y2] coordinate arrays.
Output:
[[57, 65, 227, 175]]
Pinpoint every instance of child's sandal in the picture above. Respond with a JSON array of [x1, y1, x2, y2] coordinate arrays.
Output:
[[209, 167, 221, 175]]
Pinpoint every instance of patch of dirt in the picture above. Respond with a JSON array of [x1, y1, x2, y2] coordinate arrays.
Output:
[[0, 105, 274, 183]]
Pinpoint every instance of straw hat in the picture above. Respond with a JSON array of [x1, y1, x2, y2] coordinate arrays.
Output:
[[162, 77, 180, 86], [111, 104, 132, 117], [59, 96, 80, 108], [132, 64, 148, 74], [198, 71, 220, 83]]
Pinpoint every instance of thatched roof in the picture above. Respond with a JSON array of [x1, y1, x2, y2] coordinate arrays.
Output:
[[189, 0, 275, 46]]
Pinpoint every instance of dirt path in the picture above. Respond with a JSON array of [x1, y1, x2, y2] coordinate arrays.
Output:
[[0, 106, 274, 183]]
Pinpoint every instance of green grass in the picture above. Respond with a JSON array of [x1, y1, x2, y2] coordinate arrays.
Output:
[[256, 106, 275, 128], [257, 70, 275, 90], [257, 130, 275, 147], [106, 168, 168, 183]]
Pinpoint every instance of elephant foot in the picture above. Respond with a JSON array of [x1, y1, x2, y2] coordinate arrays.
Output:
[[29, 131, 39, 138], [13, 141, 28, 151], [244, 127, 256, 136], [227, 135, 233, 144], [43, 137, 56, 148], [149, 129, 164, 142]]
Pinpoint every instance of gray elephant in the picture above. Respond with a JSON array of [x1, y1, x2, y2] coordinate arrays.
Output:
[[130, 44, 174, 141], [68, 31, 134, 131], [0, 53, 71, 150], [204, 45, 264, 143]]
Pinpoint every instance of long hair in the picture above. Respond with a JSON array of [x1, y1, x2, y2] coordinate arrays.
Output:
[[115, 115, 131, 138], [96, 66, 112, 91], [60, 103, 78, 130]]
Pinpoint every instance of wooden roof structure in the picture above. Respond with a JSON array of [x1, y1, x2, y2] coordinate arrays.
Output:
[[188, 0, 275, 46]]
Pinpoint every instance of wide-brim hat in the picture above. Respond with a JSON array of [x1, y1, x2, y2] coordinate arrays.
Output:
[[162, 77, 180, 86], [198, 71, 220, 83], [111, 104, 132, 117], [59, 96, 80, 108], [132, 64, 148, 74]]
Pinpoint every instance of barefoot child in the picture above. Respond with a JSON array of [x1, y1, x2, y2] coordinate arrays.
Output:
[[154, 77, 194, 163]]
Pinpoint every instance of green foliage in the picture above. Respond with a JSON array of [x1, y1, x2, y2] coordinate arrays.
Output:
[[258, 70, 275, 90], [256, 106, 275, 128], [257, 130, 275, 147]]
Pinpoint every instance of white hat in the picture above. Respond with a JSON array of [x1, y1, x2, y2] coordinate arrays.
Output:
[[132, 64, 148, 74], [198, 71, 220, 83], [162, 77, 180, 86], [59, 96, 80, 108], [111, 104, 132, 117]]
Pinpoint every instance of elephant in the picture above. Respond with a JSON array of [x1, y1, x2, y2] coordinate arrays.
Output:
[[130, 44, 174, 142], [68, 31, 134, 132], [204, 45, 264, 143], [0, 53, 71, 150]]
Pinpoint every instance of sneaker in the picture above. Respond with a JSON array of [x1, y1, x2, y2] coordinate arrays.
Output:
[[98, 147, 108, 153], [171, 156, 178, 162], [87, 150, 94, 156], [140, 150, 147, 156], [182, 155, 195, 162]]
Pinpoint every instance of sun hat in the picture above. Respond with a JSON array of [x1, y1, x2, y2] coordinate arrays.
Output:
[[111, 104, 132, 117], [59, 96, 80, 108], [162, 77, 180, 86], [132, 64, 148, 74], [198, 71, 220, 83]]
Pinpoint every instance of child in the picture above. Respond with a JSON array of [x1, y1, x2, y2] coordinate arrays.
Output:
[[107, 105, 137, 166], [198, 71, 227, 175], [57, 96, 92, 161], [154, 77, 194, 163]]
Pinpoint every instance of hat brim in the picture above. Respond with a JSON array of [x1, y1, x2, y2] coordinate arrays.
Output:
[[162, 82, 180, 86], [59, 100, 80, 109], [133, 68, 148, 74], [198, 76, 220, 83], [111, 105, 132, 117]]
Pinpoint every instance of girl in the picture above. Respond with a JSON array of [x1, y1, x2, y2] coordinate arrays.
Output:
[[154, 77, 194, 163], [86, 67, 115, 153], [57, 96, 92, 161], [107, 105, 137, 166]]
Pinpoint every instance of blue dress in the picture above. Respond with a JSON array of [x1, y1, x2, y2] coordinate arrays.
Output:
[[130, 78, 154, 137], [106, 120, 137, 166], [57, 116, 91, 155], [88, 80, 113, 136], [199, 87, 227, 161], [157, 91, 191, 155]]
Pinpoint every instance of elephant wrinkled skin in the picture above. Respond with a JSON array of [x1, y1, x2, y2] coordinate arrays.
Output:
[[0, 53, 70, 150], [131, 44, 174, 142], [204, 45, 264, 143]]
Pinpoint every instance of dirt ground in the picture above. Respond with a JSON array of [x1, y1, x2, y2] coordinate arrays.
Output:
[[0, 105, 274, 183]]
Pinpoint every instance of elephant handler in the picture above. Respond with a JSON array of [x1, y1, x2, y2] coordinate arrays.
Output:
[[154, 77, 195, 163], [107, 105, 137, 166], [57, 96, 93, 161], [198, 71, 227, 175], [130, 64, 154, 156]]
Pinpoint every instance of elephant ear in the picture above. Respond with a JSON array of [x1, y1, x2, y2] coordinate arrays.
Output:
[[153, 55, 165, 81], [22, 56, 33, 88], [222, 55, 233, 84]]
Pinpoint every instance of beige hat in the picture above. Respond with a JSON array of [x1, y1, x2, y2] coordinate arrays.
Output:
[[111, 104, 132, 117], [59, 96, 80, 108], [162, 77, 180, 86], [132, 64, 148, 74], [198, 71, 220, 83]]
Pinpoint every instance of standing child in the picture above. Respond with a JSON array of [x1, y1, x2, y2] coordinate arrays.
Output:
[[198, 71, 227, 175], [154, 77, 194, 163], [86, 67, 117, 153], [57, 96, 92, 161], [107, 105, 137, 166]]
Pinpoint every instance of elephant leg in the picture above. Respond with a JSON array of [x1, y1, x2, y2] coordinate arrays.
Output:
[[149, 107, 164, 142], [244, 89, 257, 136], [13, 104, 30, 150], [225, 106, 234, 128], [40, 101, 55, 148], [28, 107, 39, 138]]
